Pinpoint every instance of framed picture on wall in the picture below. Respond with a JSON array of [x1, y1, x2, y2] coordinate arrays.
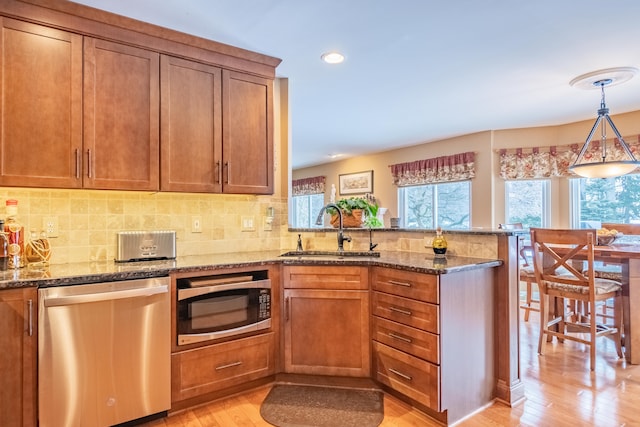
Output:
[[339, 170, 373, 195]]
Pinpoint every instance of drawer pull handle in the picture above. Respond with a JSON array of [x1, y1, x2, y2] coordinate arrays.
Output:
[[388, 280, 412, 287], [389, 332, 412, 343], [27, 299, 33, 337], [389, 368, 412, 381], [215, 361, 242, 370], [285, 296, 290, 321], [389, 306, 412, 316]]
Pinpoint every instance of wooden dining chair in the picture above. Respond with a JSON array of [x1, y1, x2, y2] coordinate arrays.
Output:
[[499, 223, 539, 321], [530, 228, 623, 371]]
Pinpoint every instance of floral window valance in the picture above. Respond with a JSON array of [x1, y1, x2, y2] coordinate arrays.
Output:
[[498, 135, 640, 179], [389, 152, 475, 186], [292, 176, 325, 196]]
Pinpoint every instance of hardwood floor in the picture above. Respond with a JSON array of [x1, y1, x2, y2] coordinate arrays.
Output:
[[146, 311, 640, 426]]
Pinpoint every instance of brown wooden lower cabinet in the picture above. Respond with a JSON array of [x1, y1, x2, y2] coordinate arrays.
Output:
[[371, 266, 496, 425], [0, 287, 37, 427], [282, 265, 370, 377], [171, 332, 275, 403]]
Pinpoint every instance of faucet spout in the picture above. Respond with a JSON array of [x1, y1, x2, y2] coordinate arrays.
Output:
[[316, 203, 351, 252]]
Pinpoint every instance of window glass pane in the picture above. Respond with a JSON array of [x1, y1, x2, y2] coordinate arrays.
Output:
[[399, 181, 470, 229], [572, 175, 640, 227], [505, 180, 548, 228], [292, 194, 325, 228], [402, 185, 434, 228], [437, 181, 470, 229]]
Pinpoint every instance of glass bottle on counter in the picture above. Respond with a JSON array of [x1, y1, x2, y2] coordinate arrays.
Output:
[[432, 226, 448, 258], [5, 199, 25, 268]]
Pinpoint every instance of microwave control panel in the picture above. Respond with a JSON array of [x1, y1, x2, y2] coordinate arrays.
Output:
[[259, 289, 271, 320]]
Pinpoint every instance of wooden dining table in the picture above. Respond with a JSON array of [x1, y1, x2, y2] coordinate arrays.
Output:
[[594, 242, 640, 365], [559, 241, 640, 364]]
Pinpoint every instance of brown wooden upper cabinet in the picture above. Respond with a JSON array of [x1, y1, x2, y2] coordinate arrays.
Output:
[[0, 12, 275, 194], [222, 70, 274, 194], [83, 38, 160, 191], [161, 56, 274, 194], [0, 18, 83, 189], [0, 19, 159, 191], [160, 56, 222, 193]]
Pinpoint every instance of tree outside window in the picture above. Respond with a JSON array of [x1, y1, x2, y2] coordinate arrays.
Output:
[[399, 181, 470, 229], [505, 180, 549, 228], [573, 175, 640, 226], [292, 194, 325, 228]]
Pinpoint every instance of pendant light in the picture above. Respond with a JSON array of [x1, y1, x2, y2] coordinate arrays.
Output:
[[569, 69, 640, 179]]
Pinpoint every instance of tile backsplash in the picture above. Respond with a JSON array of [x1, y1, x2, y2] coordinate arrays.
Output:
[[0, 188, 501, 266], [0, 188, 288, 264]]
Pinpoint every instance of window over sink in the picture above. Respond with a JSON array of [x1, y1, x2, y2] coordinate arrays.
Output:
[[398, 180, 471, 229]]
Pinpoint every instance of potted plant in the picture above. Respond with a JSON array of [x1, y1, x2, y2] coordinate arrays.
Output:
[[326, 196, 383, 228]]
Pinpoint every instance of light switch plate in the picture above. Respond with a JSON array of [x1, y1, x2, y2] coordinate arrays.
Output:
[[263, 216, 273, 231], [192, 216, 202, 233]]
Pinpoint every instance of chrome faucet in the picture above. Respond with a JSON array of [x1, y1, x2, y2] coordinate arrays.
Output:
[[315, 203, 352, 252]]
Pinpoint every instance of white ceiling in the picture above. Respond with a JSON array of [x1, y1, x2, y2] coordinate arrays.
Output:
[[72, 0, 640, 169]]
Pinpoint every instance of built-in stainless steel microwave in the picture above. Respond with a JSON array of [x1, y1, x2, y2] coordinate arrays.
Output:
[[176, 273, 271, 345]]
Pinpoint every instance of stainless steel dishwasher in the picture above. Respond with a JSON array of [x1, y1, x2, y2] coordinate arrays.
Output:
[[38, 276, 171, 427]]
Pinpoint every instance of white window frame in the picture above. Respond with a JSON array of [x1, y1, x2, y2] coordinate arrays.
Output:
[[397, 180, 471, 229], [504, 179, 551, 228]]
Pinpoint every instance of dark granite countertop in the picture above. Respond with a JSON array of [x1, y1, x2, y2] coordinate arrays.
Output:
[[0, 250, 502, 290]]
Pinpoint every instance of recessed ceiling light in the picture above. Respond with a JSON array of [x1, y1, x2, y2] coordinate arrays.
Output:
[[321, 52, 345, 64]]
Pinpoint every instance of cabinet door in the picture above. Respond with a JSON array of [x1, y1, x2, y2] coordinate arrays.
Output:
[[0, 18, 83, 188], [84, 38, 160, 190], [284, 288, 370, 377], [0, 288, 37, 427], [160, 55, 222, 192], [222, 70, 273, 194]]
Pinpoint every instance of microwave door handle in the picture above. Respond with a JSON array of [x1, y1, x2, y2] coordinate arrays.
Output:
[[178, 279, 270, 300]]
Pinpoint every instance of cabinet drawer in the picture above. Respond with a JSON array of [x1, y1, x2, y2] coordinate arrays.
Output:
[[283, 266, 368, 290], [372, 267, 438, 303], [373, 341, 440, 412], [373, 316, 439, 364], [171, 333, 274, 402], [372, 291, 439, 333]]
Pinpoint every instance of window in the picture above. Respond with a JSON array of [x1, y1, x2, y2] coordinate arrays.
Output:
[[505, 180, 550, 228], [291, 194, 325, 228], [398, 181, 470, 229], [570, 175, 640, 228]]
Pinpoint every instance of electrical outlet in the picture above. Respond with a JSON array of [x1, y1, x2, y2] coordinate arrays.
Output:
[[43, 216, 59, 237], [191, 216, 202, 233], [241, 216, 255, 231]]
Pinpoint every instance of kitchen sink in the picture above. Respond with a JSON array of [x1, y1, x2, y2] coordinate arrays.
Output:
[[280, 250, 380, 258]]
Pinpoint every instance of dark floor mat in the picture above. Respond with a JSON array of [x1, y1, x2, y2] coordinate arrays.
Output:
[[260, 384, 384, 427]]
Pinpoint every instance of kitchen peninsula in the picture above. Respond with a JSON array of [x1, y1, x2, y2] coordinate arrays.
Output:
[[0, 228, 524, 427]]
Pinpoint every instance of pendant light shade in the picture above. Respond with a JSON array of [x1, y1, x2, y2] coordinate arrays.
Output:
[[569, 70, 640, 179]]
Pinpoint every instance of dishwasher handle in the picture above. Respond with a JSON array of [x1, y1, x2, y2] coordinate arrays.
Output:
[[43, 284, 169, 307]]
